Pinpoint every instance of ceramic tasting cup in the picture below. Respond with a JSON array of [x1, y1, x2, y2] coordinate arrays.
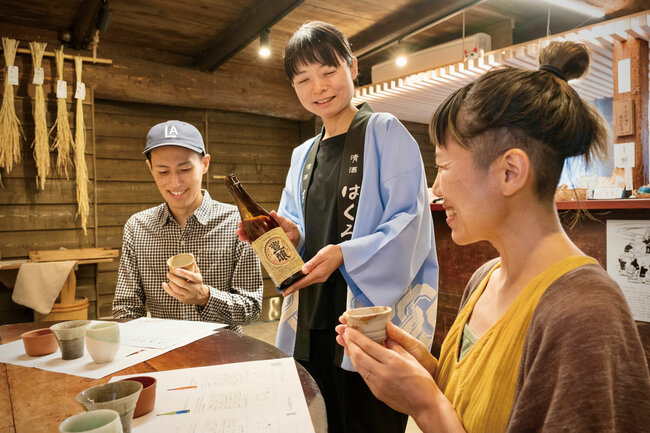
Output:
[[59, 409, 123, 433], [50, 320, 91, 360], [76, 381, 142, 433], [86, 322, 120, 364], [166, 253, 195, 274], [343, 306, 393, 343], [20, 328, 59, 356], [119, 376, 157, 418]]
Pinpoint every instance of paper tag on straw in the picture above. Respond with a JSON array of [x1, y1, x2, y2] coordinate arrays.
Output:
[[75, 81, 86, 100], [32, 67, 44, 85], [7, 66, 19, 85], [56, 80, 67, 98]]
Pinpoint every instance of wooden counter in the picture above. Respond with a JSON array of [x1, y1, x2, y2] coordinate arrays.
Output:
[[430, 199, 650, 367]]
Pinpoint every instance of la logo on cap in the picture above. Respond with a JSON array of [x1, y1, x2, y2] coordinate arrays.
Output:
[[164, 125, 178, 138]]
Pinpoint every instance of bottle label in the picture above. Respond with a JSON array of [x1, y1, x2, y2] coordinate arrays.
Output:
[[251, 227, 304, 287]]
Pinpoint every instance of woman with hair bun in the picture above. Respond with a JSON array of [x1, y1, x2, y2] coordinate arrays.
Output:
[[337, 40, 650, 432]]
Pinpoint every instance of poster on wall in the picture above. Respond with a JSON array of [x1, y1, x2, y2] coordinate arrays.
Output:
[[606, 220, 650, 322]]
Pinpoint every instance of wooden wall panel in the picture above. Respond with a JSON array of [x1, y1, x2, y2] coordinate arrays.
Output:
[[2, 90, 436, 324]]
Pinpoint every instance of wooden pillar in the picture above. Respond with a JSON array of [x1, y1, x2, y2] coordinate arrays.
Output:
[[612, 38, 649, 190]]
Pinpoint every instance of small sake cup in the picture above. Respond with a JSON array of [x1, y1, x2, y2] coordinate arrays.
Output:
[[118, 376, 157, 418], [21, 328, 59, 356], [59, 409, 123, 433], [50, 320, 91, 360], [76, 381, 142, 433], [166, 253, 195, 274], [343, 306, 392, 343], [86, 322, 120, 364]]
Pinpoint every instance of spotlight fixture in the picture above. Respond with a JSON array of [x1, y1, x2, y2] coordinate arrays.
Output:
[[544, 0, 605, 17], [395, 40, 407, 67], [259, 29, 271, 58]]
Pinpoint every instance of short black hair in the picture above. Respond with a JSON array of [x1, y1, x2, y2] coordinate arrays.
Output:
[[284, 21, 354, 82]]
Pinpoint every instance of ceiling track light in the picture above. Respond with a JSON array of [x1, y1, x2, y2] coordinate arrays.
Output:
[[259, 29, 271, 58]]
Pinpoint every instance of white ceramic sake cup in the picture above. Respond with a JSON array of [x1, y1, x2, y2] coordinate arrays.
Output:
[[343, 306, 392, 343], [86, 322, 120, 364], [59, 409, 123, 433]]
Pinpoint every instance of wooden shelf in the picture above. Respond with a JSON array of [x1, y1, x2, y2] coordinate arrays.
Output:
[[431, 199, 650, 212]]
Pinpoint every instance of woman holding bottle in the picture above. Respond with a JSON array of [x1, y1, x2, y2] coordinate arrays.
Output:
[[237, 21, 438, 433]]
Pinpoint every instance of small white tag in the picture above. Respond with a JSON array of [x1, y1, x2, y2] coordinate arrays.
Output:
[[615, 142, 635, 168], [75, 81, 86, 100], [56, 80, 67, 98], [7, 66, 19, 85], [32, 67, 44, 85], [618, 59, 631, 94]]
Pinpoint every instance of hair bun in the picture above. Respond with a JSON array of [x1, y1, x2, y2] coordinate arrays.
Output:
[[538, 41, 590, 81]]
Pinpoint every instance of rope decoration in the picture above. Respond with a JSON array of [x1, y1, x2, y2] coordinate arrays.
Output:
[[0, 37, 24, 185], [74, 56, 89, 235], [30, 41, 49, 190], [51, 47, 73, 179]]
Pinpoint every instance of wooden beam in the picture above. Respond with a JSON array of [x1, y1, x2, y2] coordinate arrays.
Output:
[[613, 37, 649, 190], [349, 0, 486, 60], [194, 0, 304, 72], [5, 52, 310, 121]]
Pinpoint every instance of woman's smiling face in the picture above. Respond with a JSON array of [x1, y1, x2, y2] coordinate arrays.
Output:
[[291, 56, 357, 122], [432, 135, 501, 246]]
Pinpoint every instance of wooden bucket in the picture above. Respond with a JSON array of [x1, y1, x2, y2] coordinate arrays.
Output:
[[34, 297, 88, 322]]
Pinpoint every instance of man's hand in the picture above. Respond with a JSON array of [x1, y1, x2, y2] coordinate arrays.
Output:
[[163, 262, 210, 306], [282, 244, 343, 297]]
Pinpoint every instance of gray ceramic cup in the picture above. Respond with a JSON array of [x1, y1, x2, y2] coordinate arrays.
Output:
[[59, 409, 123, 433], [50, 320, 91, 360], [76, 381, 142, 433]]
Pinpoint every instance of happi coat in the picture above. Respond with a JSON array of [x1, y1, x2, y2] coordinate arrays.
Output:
[[276, 110, 439, 371]]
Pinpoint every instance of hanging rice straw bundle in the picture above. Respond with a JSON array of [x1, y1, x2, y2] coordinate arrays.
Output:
[[74, 56, 89, 235], [51, 47, 73, 179], [0, 37, 23, 183], [30, 41, 50, 190]]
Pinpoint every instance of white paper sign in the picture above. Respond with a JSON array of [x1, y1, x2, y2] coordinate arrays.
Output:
[[615, 141, 635, 168], [7, 65, 18, 85], [56, 80, 67, 98], [606, 220, 650, 322], [75, 81, 86, 100], [32, 67, 44, 85], [618, 58, 631, 93]]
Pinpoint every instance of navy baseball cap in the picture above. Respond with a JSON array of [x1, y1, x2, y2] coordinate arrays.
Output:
[[144, 120, 205, 155]]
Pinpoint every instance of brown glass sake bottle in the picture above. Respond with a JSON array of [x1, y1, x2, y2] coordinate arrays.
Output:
[[225, 174, 306, 292]]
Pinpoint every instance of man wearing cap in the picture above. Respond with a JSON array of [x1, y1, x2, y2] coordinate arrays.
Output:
[[112, 120, 263, 332]]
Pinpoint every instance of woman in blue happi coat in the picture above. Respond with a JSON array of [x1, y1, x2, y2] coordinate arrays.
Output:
[[238, 21, 439, 433]]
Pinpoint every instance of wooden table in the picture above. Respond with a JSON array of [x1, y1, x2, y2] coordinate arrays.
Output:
[[0, 322, 327, 433]]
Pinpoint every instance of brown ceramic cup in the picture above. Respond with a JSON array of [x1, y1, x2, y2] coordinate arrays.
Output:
[[166, 253, 195, 274], [21, 328, 59, 356], [118, 376, 156, 418]]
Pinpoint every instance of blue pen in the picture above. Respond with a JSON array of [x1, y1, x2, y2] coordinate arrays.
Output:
[[157, 409, 190, 416]]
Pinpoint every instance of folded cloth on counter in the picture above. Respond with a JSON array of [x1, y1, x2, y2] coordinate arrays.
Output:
[[12, 261, 76, 314]]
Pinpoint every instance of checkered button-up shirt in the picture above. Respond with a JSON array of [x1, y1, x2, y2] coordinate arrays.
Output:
[[112, 190, 263, 333]]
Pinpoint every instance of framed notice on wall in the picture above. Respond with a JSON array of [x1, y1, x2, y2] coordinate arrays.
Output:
[[613, 99, 634, 137], [606, 220, 650, 322]]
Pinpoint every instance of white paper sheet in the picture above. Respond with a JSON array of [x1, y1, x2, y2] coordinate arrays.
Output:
[[119, 318, 225, 349], [606, 220, 650, 322], [0, 319, 225, 379], [111, 358, 315, 433]]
